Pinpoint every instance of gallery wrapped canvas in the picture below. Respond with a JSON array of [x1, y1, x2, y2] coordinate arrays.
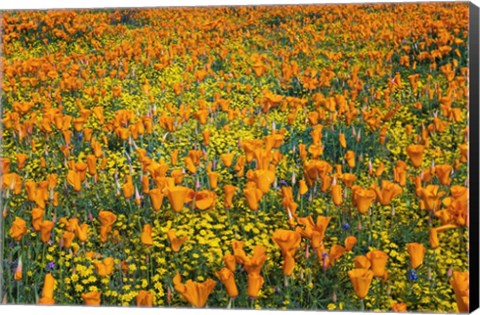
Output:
[[0, 1, 478, 313]]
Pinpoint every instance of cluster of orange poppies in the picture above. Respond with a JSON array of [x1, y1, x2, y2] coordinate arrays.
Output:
[[1, 2, 471, 312]]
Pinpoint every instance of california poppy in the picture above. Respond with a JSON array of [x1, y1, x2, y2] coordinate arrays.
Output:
[[141, 224, 153, 247], [406, 243, 426, 269], [272, 229, 301, 276], [173, 274, 216, 308], [450, 271, 469, 313], [149, 188, 164, 211], [366, 250, 388, 277], [247, 273, 264, 299], [167, 229, 188, 252], [39, 220, 54, 243], [94, 257, 115, 277], [165, 186, 189, 213], [215, 268, 239, 298], [39, 273, 55, 305], [348, 268, 374, 299], [136, 290, 154, 307], [9, 217, 27, 241], [406, 144, 425, 168], [82, 291, 101, 306]]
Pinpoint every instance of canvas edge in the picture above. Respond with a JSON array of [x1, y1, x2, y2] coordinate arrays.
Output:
[[469, 1, 479, 313]]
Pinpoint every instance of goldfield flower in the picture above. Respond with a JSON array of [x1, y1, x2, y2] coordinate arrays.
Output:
[[348, 269, 374, 299], [406, 243, 426, 269]]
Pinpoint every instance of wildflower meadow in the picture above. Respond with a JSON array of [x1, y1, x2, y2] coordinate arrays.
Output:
[[0, 3, 471, 312]]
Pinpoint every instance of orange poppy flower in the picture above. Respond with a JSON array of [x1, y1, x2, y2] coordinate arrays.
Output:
[[406, 144, 425, 168], [251, 169, 275, 194], [247, 273, 264, 299], [16, 153, 28, 170], [243, 185, 263, 211], [391, 302, 407, 312], [345, 151, 355, 168], [195, 190, 216, 210], [165, 186, 189, 213], [149, 188, 164, 212], [82, 291, 101, 306], [136, 290, 154, 307], [345, 236, 357, 251], [372, 180, 402, 206], [223, 254, 236, 272], [418, 185, 446, 212], [173, 274, 216, 308], [141, 224, 153, 247], [39, 220, 54, 243], [434, 164, 453, 185], [354, 255, 371, 269], [348, 269, 374, 300], [167, 229, 188, 252], [216, 268, 239, 298], [31, 208, 44, 231], [39, 273, 55, 305], [76, 223, 89, 243], [272, 229, 301, 276], [366, 250, 388, 277], [224, 185, 236, 208], [450, 271, 469, 313], [406, 243, 426, 269], [62, 231, 75, 248], [331, 180, 342, 206], [351, 186, 376, 214], [94, 257, 115, 277], [9, 217, 27, 241]]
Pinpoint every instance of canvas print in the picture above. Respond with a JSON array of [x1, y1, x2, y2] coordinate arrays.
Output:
[[0, 2, 474, 313]]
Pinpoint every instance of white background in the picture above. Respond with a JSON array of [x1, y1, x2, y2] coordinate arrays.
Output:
[[0, 0, 479, 315]]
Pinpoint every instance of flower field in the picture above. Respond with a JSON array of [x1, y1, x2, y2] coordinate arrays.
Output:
[[0, 3, 471, 312]]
